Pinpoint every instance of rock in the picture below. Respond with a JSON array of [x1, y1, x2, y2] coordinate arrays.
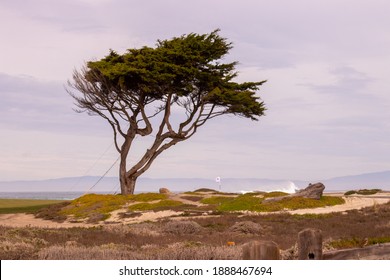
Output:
[[159, 187, 171, 194], [293, 182, 325, 200]]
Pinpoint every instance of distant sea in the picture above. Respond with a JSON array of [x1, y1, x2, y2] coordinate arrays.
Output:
[[0, 192, 110, 200]]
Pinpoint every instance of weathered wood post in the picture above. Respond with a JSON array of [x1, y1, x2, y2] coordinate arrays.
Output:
[[298, 228, 323, 260], [242, 240, 280, 260]]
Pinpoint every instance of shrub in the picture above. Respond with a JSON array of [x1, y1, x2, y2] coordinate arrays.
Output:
[[367, 236, 390, 245], [162, 221, 203, 235], [193, 188, 219, 193], [229, 221, 263, 234], [34, 201, 70, 222], [0, 241, 37, 260], [329, 237, 368, 249], [356, 189, 382, 195], [344, 189, 382, 196], [344, 190, 356, 195]]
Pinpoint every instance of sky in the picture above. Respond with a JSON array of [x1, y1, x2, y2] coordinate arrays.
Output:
[[1, 0, 390, 182]]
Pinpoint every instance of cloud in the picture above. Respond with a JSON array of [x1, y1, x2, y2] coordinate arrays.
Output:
[[304, 66, 373, 97], [1, 0, 390, 181], [0, 73, 109, 135]]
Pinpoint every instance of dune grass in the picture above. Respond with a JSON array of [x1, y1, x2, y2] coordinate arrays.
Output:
[[215, 194, 345, 212], [59, 193, 171, 221], [11, 189, 347, 223], [60, 194, 131, 220]]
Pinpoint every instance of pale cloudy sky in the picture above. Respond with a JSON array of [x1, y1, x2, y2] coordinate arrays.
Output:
[[1, 0, 390, 181]]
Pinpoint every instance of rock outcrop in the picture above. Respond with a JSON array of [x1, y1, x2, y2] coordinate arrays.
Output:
[[293, 182, 325, 200], [264, 182, 326, 203]]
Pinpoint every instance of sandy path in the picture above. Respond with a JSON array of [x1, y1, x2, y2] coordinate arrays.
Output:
[[1, 193, 389, 228], [288, 195, 390, 215], [0, 213, 95, 228]]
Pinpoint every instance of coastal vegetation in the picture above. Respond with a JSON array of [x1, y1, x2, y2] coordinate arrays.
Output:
[[1, 189, 389, 259], [1, 200, 389, 260], [29, 191, 345, 223], [344, 189, 382, 196], [0, 199, 67, 214]]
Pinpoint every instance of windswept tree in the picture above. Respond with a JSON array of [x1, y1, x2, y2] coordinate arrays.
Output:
[[68, 30, 266, 195]]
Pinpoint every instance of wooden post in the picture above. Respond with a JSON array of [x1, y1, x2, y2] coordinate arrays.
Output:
[[242, 240, 280, 260], [298, 228, 323, 260]]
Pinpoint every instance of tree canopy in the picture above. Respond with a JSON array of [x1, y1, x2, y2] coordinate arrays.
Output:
[[68, 30, 266, 194]]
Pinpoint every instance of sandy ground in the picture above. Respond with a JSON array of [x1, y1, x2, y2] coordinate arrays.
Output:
[[1, 193, 389, 228], [288, 194, 390, 215]]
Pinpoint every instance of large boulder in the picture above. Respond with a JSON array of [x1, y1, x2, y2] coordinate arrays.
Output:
[[159, 187, 171, 194], [293, 183, 325, 200]]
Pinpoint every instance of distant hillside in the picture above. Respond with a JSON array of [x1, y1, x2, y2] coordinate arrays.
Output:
[[0, 176, 117, 192], [0, 176, 299, 193], [323, 170, 390, 190], [0, 170, 389, 193]]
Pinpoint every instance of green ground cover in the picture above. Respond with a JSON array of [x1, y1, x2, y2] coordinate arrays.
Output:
[[0, 199, 66, 214]]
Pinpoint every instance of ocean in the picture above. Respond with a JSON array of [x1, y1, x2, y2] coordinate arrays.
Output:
[[0, 191, 104, 200]]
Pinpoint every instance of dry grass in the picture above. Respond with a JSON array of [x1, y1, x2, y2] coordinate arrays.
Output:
[[37, 243, 242, 260]]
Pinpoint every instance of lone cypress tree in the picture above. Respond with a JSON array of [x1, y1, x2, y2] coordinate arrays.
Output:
[[68, 30, 266, 195]]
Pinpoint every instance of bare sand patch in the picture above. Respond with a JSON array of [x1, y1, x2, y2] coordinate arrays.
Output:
[[0, 213, 94, 228]]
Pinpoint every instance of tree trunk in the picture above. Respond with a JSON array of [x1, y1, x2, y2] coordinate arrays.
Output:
[[119, 157, 138, 195], [120, 176, 137, 195], [119, 135, 137, 195]]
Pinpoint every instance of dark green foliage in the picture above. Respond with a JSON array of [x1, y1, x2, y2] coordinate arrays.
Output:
[[82, 30, 265, 120], [193, 188, 219, 193], [344, 190, 356, 195], [344, 189, 382, 196]]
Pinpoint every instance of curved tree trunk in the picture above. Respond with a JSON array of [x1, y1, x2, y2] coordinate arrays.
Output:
[[119, 159, 137, 195], [119, 133, 137, 195]]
